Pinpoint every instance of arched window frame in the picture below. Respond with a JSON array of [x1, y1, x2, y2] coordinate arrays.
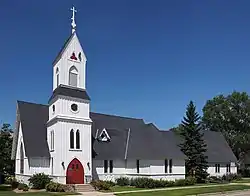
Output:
[[70, 129, 74, 149], [56, 68, 59, 87], [76, 130, 80, 149], [69, 66, 78, 87], [20, 142, 24, 174]]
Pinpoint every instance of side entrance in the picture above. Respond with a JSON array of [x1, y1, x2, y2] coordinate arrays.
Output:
[[66, 158, 84, 184]]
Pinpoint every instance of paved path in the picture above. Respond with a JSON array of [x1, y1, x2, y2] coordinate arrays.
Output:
[[199, 190, 250, 195]]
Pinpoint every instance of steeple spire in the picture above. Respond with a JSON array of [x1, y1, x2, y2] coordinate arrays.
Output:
[[70, 6, 77, 34]]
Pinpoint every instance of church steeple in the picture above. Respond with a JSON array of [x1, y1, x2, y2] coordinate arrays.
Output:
[[52, 6, 87, 91]]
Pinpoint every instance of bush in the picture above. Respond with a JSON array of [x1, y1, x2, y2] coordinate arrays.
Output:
[[63, 184, 75, 192], [116, 177, 130, 186], [90, 180, 111, 191], [4, 176, 15, 185], [22, 185, 29, 192], [239, 168, 250, 177], [104, 180, 116, 187], [45, 182, 65, 192], [18, 183, 29, 191], [206, 176, 224, 184], [28, 173, 51, 189], [222, 173, 242, 182], [185, 177, 197, 185], [174, 179, 186, 186]]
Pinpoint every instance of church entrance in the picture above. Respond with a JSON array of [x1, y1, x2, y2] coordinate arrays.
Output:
[[66, 158, 84, 184]]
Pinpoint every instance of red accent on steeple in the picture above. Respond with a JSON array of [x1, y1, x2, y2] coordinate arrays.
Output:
[[70, 52, 78, 60]]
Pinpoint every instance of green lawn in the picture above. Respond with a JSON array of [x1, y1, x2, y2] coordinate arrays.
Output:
[[233, 178, 250, 183], [0, 185, 77, 196], [115, 185, 250, 195]]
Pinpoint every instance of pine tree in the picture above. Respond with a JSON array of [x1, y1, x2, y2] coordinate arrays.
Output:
[[179, 101, 208, 182]]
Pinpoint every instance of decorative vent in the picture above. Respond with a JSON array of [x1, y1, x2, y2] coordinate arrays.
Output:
[[70, 52, 78, 60]]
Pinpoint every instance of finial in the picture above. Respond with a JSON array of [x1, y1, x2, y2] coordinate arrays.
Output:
[[70, 6, 77, 34]]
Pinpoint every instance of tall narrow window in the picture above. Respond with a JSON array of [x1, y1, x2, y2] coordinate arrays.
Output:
[[56, 68, 59, 87], [104, 160, 108, 173], [226, 164, 231, 173], [169, 159, 173, 173], [50, 130, 54, 151], [215, 164, 221, 173], [109, 160, 113, 173], [165, 159, 168, 173], [20, 142, 24, 174], [136, 160, 140, 174], [70, 129, 74, 149], [76, 130, 80, 149], [69, 66, 78, 87]]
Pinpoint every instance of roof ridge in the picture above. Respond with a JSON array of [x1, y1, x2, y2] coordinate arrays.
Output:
[[90, 112, 143, 121], [17, 100, 48, 107]]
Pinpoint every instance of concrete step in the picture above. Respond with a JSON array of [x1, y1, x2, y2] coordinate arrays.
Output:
[[75, 184, 96, 192]]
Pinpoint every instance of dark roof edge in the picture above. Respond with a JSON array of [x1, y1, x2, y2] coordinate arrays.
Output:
[[90, 112, 144, 121], [52, 33, 75, 66]]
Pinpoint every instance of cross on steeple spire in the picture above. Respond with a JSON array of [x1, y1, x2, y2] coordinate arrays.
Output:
[[71, 6, 77, 34]]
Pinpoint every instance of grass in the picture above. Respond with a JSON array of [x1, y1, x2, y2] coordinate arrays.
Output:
[[115, 185, 250, 195], [0, 185, 78, 196], [110, 186, 146, 192], [233, 178, 250, 183]]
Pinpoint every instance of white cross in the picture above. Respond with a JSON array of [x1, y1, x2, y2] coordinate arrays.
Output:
[[71, 6, 77, 34]]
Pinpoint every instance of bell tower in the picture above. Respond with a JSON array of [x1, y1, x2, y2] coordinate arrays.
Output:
[[47, 7, 92, 184]]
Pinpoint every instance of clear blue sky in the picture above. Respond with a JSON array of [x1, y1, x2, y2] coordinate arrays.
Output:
[[1, 0, 250, 130]]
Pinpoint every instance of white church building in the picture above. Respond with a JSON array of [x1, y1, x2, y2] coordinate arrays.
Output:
[[11, 7, 237, 185]]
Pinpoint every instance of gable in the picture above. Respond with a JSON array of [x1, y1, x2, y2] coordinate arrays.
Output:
[[12, 101, 50, 159], [53, 33, 87, 66]]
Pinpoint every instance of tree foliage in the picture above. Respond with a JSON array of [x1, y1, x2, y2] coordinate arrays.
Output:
[[0, 123, 14, 175], [179, 101, 208, 182], [202, 91, 250, 164]]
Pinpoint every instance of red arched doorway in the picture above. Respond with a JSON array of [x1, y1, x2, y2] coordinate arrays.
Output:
[[66, 158, 84, 184]]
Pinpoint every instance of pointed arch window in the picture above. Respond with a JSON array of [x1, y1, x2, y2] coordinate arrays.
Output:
[[56, 68, 59, 87], [70, 129, 74, 149], [69, 66, 78, 87], [76, 130, 80, 149], [20, 142, 24, 174]]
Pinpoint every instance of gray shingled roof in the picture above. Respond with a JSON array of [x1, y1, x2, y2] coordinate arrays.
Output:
[[168, 130, 237, 163], [12, 101, 237, 163], [203, 131, 237, 163], [16, 101, 50, 158], [49, 85, 90, 103]]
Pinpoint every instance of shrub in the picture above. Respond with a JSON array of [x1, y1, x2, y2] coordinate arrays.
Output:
[[104, 180, 116, 187], [116, 177, 130, 186], [28, 173, 51, 189], [206, 176, 223, 184], [131, 177, 156, 188], [9, 178, 19, 189], [90, 180, 111, 191], [185, 177, 197, 185], [63, 184, 75, 192], [4, 176, 15, 185], [222, 173, 242, 182], [18, 183, 29, 191], [174, 179, 186, 186], [239, 168, 250, 177], [46, 182, 65, 192], [18, 183, 25, 190], [165, 180, 175, 187]]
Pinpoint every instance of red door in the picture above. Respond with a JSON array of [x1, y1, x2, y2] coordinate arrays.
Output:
[[66, 158, 84, 184]]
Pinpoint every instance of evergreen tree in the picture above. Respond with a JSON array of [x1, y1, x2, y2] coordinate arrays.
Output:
[[179, 101, 208, 182], [0, 123, 14, 176]]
